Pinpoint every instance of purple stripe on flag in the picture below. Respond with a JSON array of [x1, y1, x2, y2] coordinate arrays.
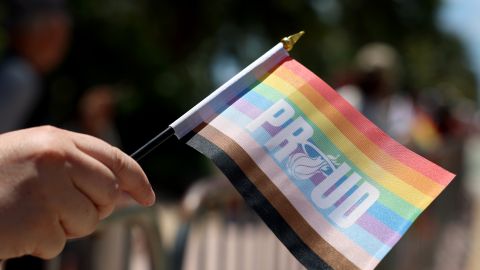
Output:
[[357, 213, 402, 247], [232, 98, 263, 119]]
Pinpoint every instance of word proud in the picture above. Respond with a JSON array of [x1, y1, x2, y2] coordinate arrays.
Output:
[[246, 99, 379, 228]]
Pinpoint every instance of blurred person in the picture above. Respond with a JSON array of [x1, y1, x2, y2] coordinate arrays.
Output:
[[73, 85, 121, 146], [463, 111, 480, 270], [429, 102, 473, 270], [337, 43, 416, 145], [0, 125, 155, 260], [0, 0, 71, 133]]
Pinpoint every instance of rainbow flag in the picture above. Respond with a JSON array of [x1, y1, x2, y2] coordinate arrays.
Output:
[[170, 40, 454, 269]]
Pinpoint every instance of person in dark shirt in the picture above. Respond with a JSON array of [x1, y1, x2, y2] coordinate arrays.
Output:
[[0, 0, 70, 132]]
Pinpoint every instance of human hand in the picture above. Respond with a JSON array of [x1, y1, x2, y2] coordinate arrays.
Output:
[[0, 126, 155, 259]]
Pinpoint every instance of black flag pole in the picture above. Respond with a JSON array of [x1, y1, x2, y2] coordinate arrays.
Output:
[[130, 126, 175, 161], [130, 32, 305, 162]]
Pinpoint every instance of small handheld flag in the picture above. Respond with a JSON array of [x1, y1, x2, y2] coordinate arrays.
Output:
[[132, 32, 455, 270]]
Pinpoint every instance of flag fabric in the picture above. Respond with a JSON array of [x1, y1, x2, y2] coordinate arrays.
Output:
[[171, 43, 455, 269]]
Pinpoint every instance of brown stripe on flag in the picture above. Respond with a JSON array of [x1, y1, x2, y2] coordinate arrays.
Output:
[[197, 124, 359, 270]]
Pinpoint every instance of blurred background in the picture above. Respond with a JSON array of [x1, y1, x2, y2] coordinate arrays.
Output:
[[0, 0, 479, 269]]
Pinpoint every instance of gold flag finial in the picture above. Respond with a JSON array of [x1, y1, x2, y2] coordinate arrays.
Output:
[[281, 31, 305, 52]]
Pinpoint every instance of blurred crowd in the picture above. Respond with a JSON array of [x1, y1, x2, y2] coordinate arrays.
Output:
[[334, 43, 476, 270], [1, 0, 480, 269], [0, 1, 124, 269]]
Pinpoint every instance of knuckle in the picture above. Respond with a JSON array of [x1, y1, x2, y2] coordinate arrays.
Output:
[[37, 125, 60, 133], [112, 147, 128, 175], [31, 127, 68, 162]]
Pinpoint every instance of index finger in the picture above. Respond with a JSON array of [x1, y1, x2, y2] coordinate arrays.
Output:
[[66, 131, 155, 206]]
